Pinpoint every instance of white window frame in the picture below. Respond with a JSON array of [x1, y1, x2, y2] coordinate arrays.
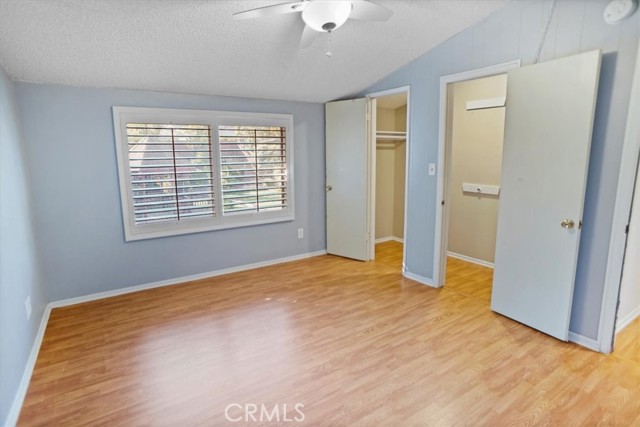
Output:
[[113, 106, 295, 241]]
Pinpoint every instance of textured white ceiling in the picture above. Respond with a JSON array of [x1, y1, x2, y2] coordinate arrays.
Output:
[[0, 0, 508, 103]]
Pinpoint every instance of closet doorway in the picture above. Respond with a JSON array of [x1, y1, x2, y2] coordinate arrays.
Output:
[[370, 88, 409, 272], [442, 74, 507, 304], [435, 52, 601, 341], [324, 86, 409, 264]]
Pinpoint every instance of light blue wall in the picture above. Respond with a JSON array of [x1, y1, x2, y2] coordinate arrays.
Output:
[[361, 0, 639, 340], [0, 66, 47, 424], [15, 84, 326, 301]]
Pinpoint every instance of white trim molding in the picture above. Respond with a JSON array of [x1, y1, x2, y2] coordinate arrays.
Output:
[[4, 306, 51, 427], [51, 250, 327, 308], [404, 270, 437, 288], [616, 307, 640, 334], [597, 42, 640, 354], [568, 331, 600, 352], [433, 60, 521, 287], [367, 85, 411, 100], [375, 236, 404, 244], [447, 251, 494, 269]]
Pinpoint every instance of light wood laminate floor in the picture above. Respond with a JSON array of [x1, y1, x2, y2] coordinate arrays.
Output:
[[19, 241, 640, 426], [444, 256, 494, 305]]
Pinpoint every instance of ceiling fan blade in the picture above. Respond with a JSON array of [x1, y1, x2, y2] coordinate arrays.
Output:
[[233, 1, 306, 20], [349, 0, 393, 22], [300, 24, 320, 49]]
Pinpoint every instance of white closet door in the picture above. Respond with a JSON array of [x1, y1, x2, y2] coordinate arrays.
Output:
[[325, 98, 372, 261], [491, 50, 602, 340]]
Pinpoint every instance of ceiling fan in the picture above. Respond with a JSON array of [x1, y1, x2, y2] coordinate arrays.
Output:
[[233, 0, 393, 49]]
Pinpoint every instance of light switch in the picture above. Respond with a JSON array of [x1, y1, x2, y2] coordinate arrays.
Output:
[[428, 163, 436, 176]]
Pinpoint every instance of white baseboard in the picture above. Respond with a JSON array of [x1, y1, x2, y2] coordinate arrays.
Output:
[[447, 251, 494, 269], [403, 270, 439, 288], [50, 250, 328, 308], [375, 236, 404, 244], [4, 305, 51, 427], [568, 331, 600, 352], [616, 306, 640, 334], [375, 237, 392, 243]]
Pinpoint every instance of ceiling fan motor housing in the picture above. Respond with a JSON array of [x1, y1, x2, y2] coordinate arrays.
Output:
[[302, 1, 352, 32]]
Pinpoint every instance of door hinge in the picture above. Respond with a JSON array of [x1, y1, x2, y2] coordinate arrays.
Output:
[[441, 200, 445, 206], [579, 220, 583, 230], [625, 224, 630, 234]]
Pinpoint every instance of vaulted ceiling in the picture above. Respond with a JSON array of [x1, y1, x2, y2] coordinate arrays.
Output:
[[0, 0, 508, 103]]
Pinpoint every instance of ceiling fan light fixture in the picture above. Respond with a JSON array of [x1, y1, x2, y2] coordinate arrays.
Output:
[[302, 1, 352, 32]]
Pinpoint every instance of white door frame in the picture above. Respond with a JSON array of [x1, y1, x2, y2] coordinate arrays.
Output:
[[597, 42, 640, 353], [366, 85, 411, 270], [433, 60, 521, 287]]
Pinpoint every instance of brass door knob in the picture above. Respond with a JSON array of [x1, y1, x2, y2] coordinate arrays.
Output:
[[561, 219, 575, 229]]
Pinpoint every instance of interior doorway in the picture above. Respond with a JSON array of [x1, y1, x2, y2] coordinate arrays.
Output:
[[434, 52, 602, 343], [324, 86, 409, 267], [442, 74, 507, 303], [369, 88, 409, 272], [434, 60, 520, 288]]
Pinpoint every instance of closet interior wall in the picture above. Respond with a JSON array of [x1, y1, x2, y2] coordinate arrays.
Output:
[[375, 102, 406, 242], [447, 75, 507, 266]]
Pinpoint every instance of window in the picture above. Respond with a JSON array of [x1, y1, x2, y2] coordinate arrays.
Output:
[[219, 125, 288, 214], [113, 107, 294, 241], [127, 123, 215, 224]]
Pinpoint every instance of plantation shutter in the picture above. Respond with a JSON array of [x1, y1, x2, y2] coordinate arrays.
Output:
[[218, 125, 288, 214], [126, 123, 215, 224]]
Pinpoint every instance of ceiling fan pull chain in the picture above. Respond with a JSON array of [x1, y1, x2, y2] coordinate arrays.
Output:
[[326, 31, 333, 57]]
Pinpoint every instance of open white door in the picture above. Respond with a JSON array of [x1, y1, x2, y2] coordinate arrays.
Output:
[[491, 50, 602, 340], [326, 98, 373, 261]]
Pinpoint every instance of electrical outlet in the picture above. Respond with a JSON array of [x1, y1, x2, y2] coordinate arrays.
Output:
[[25, 296, 32, 320], [428, 163, 436, 176], [297, 228, 304, 239]]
